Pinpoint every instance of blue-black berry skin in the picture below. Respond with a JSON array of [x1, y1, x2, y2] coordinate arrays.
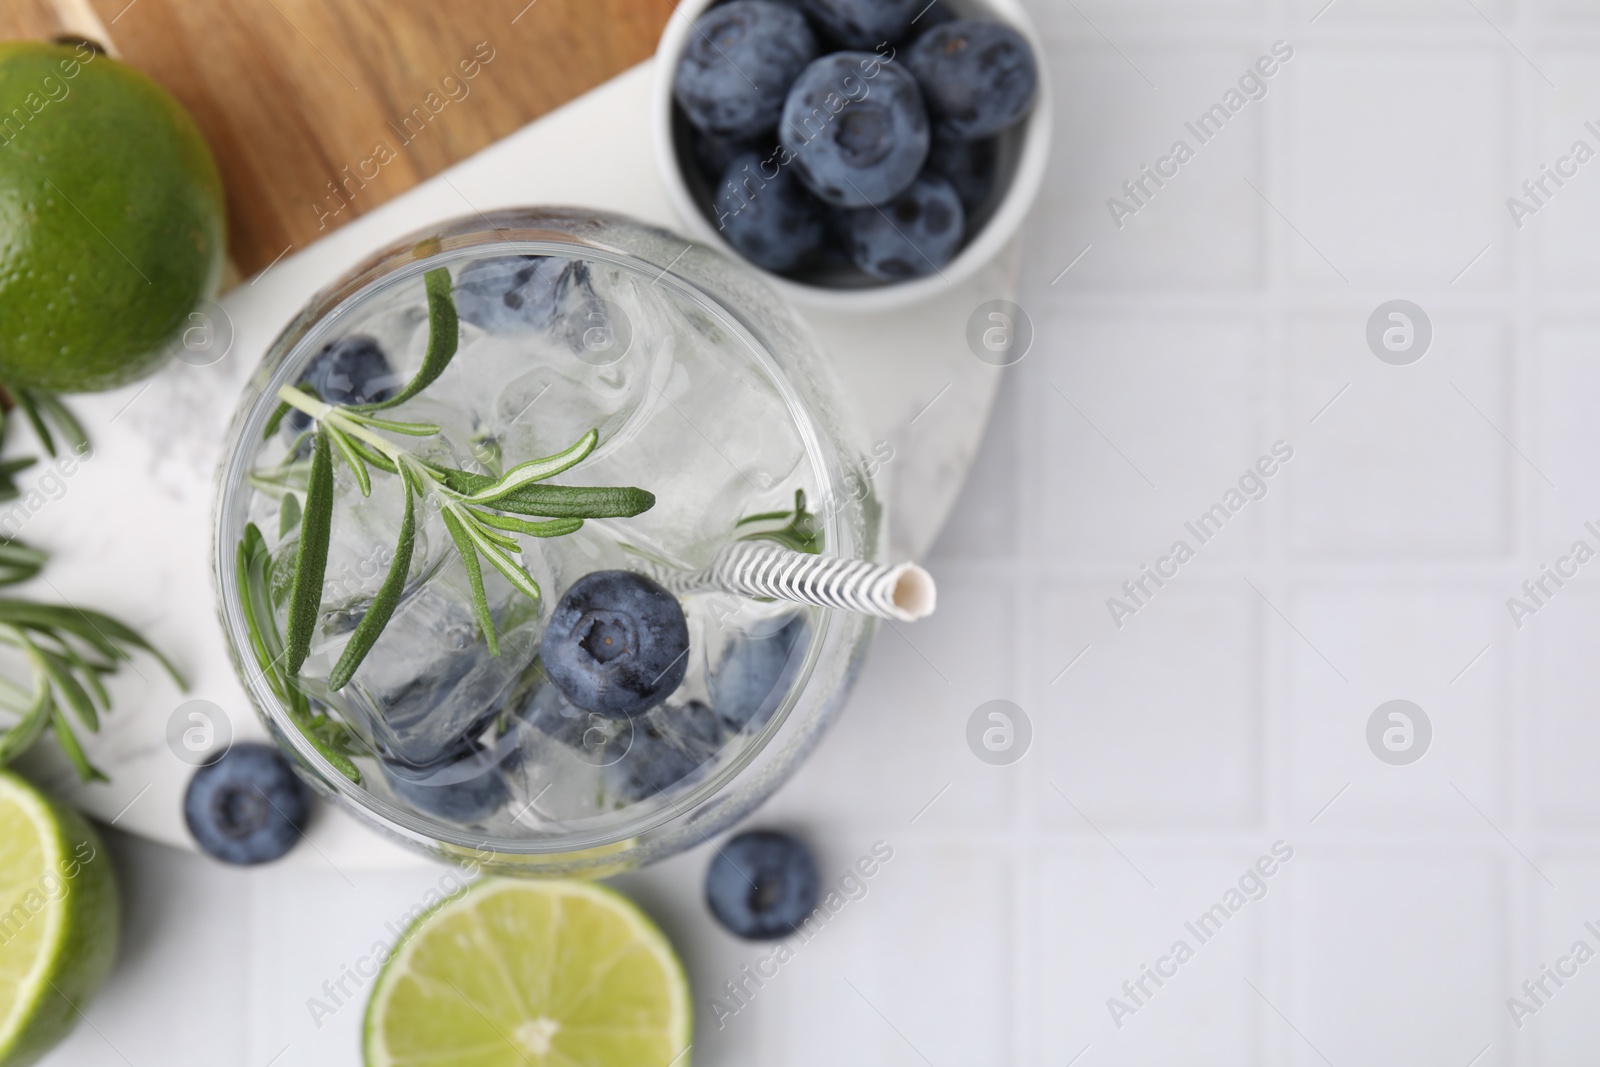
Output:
[[797, 0, 924, 49], [708, 614, 808, 730], [705, 830, 821, 940], [184, 743, 310, 865], [675, 1, 820, 139], [453, 255, 597, 336], [715, 152, 829, 272], [781, 52, 929, 208], [380, 742, 511, 823], [924, 133, 998, 216], [840, 173, 965, 279], [692, 131, 772, 183], [604, 700, 729, 804], [905, 18, 1038, 140], [289, 335, 398, 432], [539, 571, 691, 720]]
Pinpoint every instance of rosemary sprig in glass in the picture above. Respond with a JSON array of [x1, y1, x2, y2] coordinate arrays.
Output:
[[256, 266, 655, 710]]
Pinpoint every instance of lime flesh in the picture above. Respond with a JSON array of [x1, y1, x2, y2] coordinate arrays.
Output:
[[364, 879, 691, 1067], [0, 771, 118, 1067]]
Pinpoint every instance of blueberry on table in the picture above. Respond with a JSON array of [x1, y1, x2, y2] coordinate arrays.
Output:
[[905, 18, 1038, 140], [924, 133, 998, 216], [184, 743, 310, 865], [840, 173, 965, 279], [540, 571, 691, 720], [380, 740, 511, 823], [706, 830, 821, 940], [453, 254, 598, 338], [288, 334, 398, 432], [781, 53, 929, 208], [796, 0, 925, 49], [675, 1, 819, 139], [715, 152, 828, 272]]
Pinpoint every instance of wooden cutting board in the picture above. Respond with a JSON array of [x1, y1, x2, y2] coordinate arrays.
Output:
[[0, 0, 676, 274]]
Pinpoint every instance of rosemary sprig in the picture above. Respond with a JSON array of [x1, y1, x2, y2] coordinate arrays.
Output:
[[0, 586, 184, 782], [235, 523, 361, 782], [735, 489, 822, 555], [263, 266, 655, 691], [11, 388, 88, 459]]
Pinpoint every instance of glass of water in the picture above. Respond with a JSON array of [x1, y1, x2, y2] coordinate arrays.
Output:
[[213, 208, 880, 875]]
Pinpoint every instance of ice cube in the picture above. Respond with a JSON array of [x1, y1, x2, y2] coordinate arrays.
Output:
[[302, 555, 542, 767]]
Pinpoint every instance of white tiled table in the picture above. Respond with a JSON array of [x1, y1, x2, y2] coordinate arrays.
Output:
[[42, 1, 1600, 1064]]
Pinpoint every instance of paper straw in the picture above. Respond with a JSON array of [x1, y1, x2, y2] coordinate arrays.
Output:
[[651, 541, 936, 622]]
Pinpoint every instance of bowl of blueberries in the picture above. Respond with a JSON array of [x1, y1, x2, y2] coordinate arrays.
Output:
[[654, 0, 1050, 308]]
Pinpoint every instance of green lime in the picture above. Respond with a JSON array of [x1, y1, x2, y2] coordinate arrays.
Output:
[[364, 879, 691, 1067], [0, 42, 225, 392], [0, 771, 118, 1067]]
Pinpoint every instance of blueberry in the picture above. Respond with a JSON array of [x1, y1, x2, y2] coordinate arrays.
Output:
[[781, 53, 928, 209], [924, 133, 998, 216], [539, 571, 690, 719], [675, 1, 819, 139], [381, 740, 512, 823], [184, 743, 310, 865], [456, 256, 610, 356], [453, 255, 601, 342], [288, 335, 399, 432], [706, 830, 820, 940], [692, 131, 771, 182], [840, 173, 965, 279], [709, 614, 808, 730], [796, 0, 923, 49], [905, 18, 1038, 140], [603, 700, 729, 804], [715, 152, 828, 272]]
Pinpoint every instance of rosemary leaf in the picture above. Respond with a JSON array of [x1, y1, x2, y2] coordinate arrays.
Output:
[[14, 390, 53, 457], [0, 674, 50, 765], [441, 508, 498, 657], [49, 701, 106, 783], [344, 413, 440, 436], [462, 511, 522, 553], [456, 429, 598, 504], [344, 436, 398, 475], [472, 512, 584, 539], [38, 649, 97, 732], [481, 483, 656, 519], [262, 400, 291, 440], [0, 540, 47, 586], [458, 518, 543, 604], [358, 267, 458, 412], [236, 523, 361, 783], [25, 391, 88, 456], [328, 472, 416, 691], [285, 432, 335, 676], [327, 426, 372, 497]]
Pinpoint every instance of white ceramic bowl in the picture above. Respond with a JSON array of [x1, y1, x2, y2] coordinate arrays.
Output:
[[652, 0, 1053, 312]]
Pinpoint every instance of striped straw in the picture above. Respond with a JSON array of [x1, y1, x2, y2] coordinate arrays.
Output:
[[651, 541, 936, 622]]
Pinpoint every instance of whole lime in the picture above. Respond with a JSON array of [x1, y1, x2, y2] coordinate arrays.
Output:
[[0, 42, 225, 392]]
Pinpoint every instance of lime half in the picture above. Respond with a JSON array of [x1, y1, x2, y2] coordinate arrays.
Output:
[[364, 879, 691, 1067], [0, 771, 118, 1067]]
